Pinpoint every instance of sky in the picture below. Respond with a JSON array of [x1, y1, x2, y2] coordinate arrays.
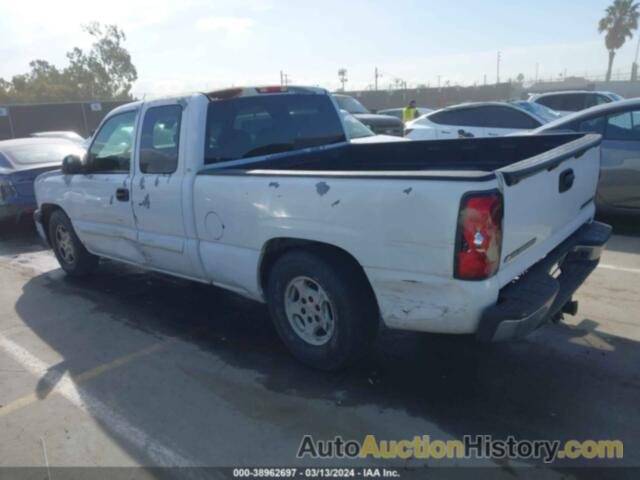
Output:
[[0, 0, 637, 97]]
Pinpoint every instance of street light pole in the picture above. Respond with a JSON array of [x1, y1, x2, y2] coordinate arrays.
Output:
[[633, 34, 640, 81]]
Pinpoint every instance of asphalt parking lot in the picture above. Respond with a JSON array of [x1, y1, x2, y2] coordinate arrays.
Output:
[[0, 217, 639, 478]]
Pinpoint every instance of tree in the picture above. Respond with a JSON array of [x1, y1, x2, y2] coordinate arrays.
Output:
[[0, 23, 137, 103], [599, 0, 640, 82]]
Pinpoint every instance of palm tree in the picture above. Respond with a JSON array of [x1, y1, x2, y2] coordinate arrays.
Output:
[[599, 0, 640, 81]]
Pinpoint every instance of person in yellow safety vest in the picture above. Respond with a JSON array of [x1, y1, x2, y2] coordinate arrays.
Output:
[[402, 100, 419, 123]]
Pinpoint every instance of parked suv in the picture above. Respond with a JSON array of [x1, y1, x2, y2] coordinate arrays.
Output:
[[528, 91, 623, 114]]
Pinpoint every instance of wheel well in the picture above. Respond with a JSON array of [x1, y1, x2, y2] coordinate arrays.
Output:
[[259, 238, 379, 310], [40, 204, 63, 244]]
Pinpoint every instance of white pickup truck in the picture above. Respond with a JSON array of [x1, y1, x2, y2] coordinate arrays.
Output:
[[34, 86, 611, 370]]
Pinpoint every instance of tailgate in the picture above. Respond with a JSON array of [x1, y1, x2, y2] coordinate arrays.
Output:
[[495, 133, 601, 287]]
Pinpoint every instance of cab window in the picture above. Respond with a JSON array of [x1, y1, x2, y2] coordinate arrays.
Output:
[[139, 105, 182, 174], [204, 95, 345, 164], [88, 111, 137, 173]]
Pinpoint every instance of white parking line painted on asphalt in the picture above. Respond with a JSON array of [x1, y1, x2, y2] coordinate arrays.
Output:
[[0, 333, 197, 468], [599, 264, 640, 274]]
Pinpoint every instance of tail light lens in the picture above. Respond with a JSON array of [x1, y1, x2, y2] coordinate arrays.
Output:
[[455, 192, 503, 280]]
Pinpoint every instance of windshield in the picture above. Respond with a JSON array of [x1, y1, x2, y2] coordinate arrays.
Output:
[[334, 95, 370, 114], [513, 101, 562, 123], [341, 111, 375, 139], [3, 143, 77, 166], [608, 93, 624, 101]]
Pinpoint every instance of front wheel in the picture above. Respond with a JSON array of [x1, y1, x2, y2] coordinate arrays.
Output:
[[49, 209, 99, 277], [266, 250, 378, 370]]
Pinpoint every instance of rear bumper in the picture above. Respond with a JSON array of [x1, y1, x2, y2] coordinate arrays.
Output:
[[477, 221, 611, 342]]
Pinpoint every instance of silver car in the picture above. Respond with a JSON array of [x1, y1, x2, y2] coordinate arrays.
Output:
[[528, 90, 623, 115], [531, 98, 640, 215]]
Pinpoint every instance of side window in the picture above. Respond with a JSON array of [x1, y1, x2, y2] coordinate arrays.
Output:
[[429, 109, 485, 127], [427, 110, 453, 125], [587, 94, 611, 108], [605, 111, 640, 141], [88, 111, 137, 173], [578, 116, 605, 134], [483, 107, 540, 129], [563, 94, 587, 112], [536, 95, 562, 110], [204, 95, 345, 164], [139, 105, 182, 174], [454, 108, 488, 127]]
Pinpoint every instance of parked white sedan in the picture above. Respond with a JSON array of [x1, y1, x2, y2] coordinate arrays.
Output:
[[404, 102, 549, 141]]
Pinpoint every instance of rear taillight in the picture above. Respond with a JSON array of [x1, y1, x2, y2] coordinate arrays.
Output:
[[455, 192, 503, 280]]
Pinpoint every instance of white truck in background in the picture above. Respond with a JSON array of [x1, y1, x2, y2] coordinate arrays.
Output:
[[34, 86, 610, 370]]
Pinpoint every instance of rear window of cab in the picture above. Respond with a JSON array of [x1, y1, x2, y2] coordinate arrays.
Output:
[[204, 94, 346, 164]]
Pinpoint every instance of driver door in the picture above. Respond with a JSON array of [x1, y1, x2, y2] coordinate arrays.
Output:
[[70, 109, 141, 262]]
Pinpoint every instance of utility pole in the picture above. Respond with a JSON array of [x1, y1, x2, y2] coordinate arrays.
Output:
[[437, 75, 441, 89], [633, 34, 640, 81], [497, 51, 501, 84], [338, 68, 348, 92], [374, 67, 382, 91], [535, 62, 539, 83], [279, 70, 291, 86]]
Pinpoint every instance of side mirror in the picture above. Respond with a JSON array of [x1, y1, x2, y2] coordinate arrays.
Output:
[[61, 154, 86, 175]]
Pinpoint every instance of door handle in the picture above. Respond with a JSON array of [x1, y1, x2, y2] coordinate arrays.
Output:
[[458, 129, 475, 138], [116, 188, 129, 202], [559, 169, 575, 193]]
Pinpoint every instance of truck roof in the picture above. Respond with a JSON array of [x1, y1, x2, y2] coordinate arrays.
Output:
[[102, 86, 331, 118], [204, 85, 328, 101]]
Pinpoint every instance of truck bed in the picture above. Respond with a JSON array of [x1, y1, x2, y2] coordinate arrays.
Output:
[[200, 133, 599, 183]]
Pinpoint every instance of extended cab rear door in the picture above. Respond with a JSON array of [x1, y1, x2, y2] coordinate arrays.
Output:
[[130, 100, 196, 276], [494, 134, 601, 287]]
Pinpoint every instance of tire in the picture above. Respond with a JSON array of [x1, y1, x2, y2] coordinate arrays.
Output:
[[266, 249, 379, 370], [48, 209, 99, 277]]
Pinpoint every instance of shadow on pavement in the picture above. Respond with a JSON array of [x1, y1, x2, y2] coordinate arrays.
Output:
[[0, 218, 46, 256], [11, 260, 640, 473]]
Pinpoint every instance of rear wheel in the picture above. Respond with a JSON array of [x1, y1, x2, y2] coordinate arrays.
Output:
[[267, 250, 378, 370], [49, 209, 98, 277]]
